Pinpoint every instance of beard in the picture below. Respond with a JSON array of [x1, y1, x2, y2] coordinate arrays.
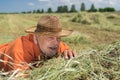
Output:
[[40, 46, 59, 59]]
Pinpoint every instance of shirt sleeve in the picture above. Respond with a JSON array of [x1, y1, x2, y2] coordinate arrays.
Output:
[[3, 37, 32, 72], [58, 41, 71, 53]]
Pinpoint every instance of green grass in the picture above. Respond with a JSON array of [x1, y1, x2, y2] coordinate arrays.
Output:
[[0, 12, 120, 80], [1, 41, 119, 80]]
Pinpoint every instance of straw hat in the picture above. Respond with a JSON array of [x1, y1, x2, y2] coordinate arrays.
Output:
[[25, 15, 73, 37]]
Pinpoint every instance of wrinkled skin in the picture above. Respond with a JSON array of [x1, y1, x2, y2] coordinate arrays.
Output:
[[35, 34, 77, 59]]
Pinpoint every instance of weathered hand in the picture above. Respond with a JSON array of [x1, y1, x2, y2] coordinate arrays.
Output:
[[62, 50, 77, 59]]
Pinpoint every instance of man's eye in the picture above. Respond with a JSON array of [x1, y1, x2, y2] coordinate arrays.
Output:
[[47, 36, 61, 41], [57, 38, 61, 40], [48, 37, 54, 40]]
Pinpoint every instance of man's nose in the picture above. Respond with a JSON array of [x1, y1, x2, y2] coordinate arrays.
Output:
[[53, 38, 59, 45]]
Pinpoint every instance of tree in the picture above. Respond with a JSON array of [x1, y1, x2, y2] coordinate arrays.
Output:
[[36, 9, 41, 13], [63, 5, 69, 12], [33, 10, 36, 13], [98, 8, 105, 12], [27, 11, 32, 13], [104, 7, 115, 12], [56, 5, 69, 13], [91, 4, 95, 11], [41, 9, 44, 13], [56, 6, 62, 13], [88, 3, 97, 12], [21, 11, 26, 14], [98, 7, 115, 12], [70, 4, 77, 12], [47, 8, 53, 13], [81, 3, 86, 11]]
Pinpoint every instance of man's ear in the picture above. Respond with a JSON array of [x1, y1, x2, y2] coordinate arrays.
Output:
[[34, 33, 38, 37]]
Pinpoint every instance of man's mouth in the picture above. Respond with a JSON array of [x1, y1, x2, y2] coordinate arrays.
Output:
[[49, 47, 58, 51]]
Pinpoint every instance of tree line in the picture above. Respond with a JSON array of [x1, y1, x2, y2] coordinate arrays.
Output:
[[0, 3, 116, 14], [23, 3, 115, 13]]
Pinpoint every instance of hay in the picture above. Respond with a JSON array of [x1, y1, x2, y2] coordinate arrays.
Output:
[[71, 12, 113, 28]]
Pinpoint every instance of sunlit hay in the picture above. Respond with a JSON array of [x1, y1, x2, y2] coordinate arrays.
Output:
[[62, 31, 91, 45], [71, 12, 113, 29], [6, 41, 118, 80], [0, 13, 120, 80], [0, 41, 120, 80], [0, 53, 36, 79], [71, 12, 92, 25], [106, 13, 120, 19], [99, 41, 120, 70]]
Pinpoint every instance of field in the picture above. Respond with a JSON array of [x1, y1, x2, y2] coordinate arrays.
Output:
[[0, 12, 120, 80]]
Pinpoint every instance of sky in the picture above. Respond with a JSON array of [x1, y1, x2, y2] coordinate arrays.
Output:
[[0, 0, 120, 12]]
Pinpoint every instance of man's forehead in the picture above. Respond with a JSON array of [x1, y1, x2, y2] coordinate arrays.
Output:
[[36, 33, 61, 38], [46, 35, 61, 38], [39, 35, 61, 38]]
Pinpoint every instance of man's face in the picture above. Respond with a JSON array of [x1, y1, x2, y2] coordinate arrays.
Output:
[[36, 35, 61, 58]]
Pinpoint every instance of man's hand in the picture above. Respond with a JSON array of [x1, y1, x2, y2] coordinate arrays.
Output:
[[62, 50, 77, 59]]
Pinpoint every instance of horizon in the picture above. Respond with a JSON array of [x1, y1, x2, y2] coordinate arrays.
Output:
[[0, 0, 120, 13]]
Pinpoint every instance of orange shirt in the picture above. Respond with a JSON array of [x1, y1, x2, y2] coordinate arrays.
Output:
[[0, 34, 70, 72]]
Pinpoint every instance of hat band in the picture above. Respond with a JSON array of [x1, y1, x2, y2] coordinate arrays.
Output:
[[35, 25, 62, 32]]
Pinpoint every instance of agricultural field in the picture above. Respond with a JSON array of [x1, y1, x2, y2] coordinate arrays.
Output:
[[0, 12, 120, 80]]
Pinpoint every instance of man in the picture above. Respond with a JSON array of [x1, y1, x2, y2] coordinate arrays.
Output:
[[0, 15, 77, 72]]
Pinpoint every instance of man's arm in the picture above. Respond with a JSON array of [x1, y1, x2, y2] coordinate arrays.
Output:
[[3, 37, 32, 72], [58, 41, 77, 59]]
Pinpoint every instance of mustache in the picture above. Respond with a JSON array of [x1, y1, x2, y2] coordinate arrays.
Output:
[[49, 45, 59, 48]]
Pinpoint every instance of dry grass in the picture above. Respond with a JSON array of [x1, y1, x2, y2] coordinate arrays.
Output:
[[29, 41, 120, 80], [0, 12, 120, 80], [1, 40, 119, 80]]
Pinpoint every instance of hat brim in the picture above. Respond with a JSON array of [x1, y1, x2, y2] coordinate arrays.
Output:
[[25, 27, 73, 37]]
